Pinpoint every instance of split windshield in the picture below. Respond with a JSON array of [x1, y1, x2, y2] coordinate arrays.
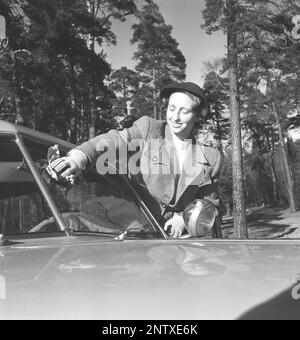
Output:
[[0, 135, 154, 237]]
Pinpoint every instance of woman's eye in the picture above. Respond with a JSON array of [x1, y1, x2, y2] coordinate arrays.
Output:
[[169, 105, 175, 111]]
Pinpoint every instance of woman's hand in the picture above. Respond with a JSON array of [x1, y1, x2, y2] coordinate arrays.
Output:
[[46, 149, 88, 181], [164, 214, 186, 238]]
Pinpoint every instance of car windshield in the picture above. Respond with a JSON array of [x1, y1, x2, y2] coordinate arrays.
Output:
[[0, 136, 158, 238]]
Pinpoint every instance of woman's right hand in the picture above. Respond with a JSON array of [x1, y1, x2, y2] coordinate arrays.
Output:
[[164, 214, 186, 238], [46, 149, 88, 181]]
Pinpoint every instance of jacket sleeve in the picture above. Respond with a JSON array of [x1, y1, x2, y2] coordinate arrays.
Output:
[[198, 149, 222, 207], [75, 116, 152, 166]]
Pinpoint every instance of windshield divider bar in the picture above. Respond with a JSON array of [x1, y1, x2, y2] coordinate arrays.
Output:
[[15, 134, 72, 237]]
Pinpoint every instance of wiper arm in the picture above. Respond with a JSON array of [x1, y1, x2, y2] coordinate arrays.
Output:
[[115, 225, 144, 241], [115, 226, 161, 240]]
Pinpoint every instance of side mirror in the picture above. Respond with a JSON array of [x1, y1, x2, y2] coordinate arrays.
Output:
[[183, 199, 218, 237]]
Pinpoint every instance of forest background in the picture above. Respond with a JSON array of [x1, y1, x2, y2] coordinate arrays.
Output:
[[0, 0, 300, 238]]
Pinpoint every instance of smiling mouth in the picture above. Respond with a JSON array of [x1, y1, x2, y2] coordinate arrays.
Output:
[[169, 121, 182, 128]]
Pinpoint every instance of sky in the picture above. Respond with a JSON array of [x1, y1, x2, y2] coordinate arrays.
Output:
[[104, 0, 227, 86]]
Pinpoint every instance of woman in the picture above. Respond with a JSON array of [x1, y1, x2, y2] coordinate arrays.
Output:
[[48, 82, 221, 238]]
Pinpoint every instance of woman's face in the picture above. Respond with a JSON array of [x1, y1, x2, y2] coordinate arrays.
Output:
[[166, 92, 198, 140]]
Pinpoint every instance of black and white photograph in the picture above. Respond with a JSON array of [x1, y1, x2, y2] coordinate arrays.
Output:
[[0, 0, 300, 322]]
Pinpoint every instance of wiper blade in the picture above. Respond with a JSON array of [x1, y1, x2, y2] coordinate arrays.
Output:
[[115, 230, 161, 241]]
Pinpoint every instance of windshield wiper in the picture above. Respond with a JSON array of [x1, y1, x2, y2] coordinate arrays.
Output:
[[115, 225, 161, 240]]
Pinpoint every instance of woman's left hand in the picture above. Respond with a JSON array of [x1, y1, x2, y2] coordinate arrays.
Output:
[[164, 214, 186, 238]]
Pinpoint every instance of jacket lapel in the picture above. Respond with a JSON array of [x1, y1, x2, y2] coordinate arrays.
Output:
[[161, 124, 177, 178], [175, 141, 211, 204], [152, 124, 211, 207]]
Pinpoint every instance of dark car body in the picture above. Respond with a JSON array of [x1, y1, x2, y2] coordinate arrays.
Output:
[[1, 120, 300, 320]]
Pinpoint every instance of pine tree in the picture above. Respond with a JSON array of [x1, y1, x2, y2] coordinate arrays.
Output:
[[202, 0, 248, 238], [109, 66, 139, 123], [203, 71, 230, 155], [131, 0, 186, 119], [202, 0, 300, 235], [85, 0, 136, 138], [0, 0, 140, 142], [236, 0, 300, 212]]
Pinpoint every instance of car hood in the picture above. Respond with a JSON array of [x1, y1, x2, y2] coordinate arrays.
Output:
[[0, 236, 300, 320]]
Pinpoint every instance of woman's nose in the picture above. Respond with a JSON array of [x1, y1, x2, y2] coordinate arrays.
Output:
[[173, 109, 181, 121]]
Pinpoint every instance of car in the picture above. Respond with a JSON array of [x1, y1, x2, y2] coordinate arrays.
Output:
[[0, 120, 300, 320]]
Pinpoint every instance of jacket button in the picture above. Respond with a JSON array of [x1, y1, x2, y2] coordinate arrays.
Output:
[[162, 204, 167, 209]]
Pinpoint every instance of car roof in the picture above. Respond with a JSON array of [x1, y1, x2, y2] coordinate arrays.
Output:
[[0, 120, 75, 149]]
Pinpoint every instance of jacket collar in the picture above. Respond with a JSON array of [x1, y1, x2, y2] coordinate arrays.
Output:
[[163, 123, 211, 204]]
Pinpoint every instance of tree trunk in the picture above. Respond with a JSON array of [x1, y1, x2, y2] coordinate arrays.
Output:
[[14, 97, 23, 125], [295, 71, 300, 116], [153, 66, 158, 120], [227, 3, 248, 239], [86, 1, 97, 139], [229, 69, 247, 238], [272, 101, 297, 212], [89, 86, 96, 140], [253, 132, 274, 206], [270, 154, 279, 204], [89, 33, 96, 140], [215, 110, 224, 155], [70, 63, 78, 144], [266, 133, 279, 205], [11, 51, 24, 125]]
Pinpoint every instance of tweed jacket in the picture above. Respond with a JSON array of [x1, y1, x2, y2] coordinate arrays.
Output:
[[76, 116, 221, 224]]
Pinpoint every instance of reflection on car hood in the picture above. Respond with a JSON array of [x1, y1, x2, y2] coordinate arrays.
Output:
[[0, 236, 300, 320]]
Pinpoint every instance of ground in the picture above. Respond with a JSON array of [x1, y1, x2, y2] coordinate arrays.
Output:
[[222, 207, 300, 239]]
